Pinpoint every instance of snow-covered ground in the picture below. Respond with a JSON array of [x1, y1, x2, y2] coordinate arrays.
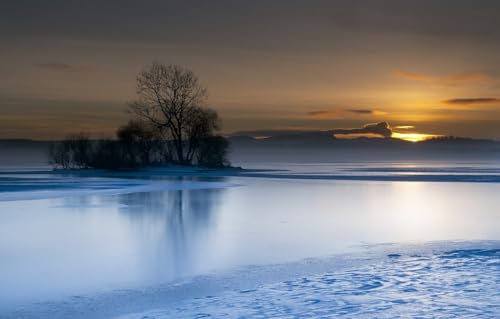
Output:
[[119, 244, 500, 319], [4, 242, 499, 319]]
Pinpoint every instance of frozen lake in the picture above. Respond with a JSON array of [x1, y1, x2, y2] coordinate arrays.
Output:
[[0, 163, 499, 318]]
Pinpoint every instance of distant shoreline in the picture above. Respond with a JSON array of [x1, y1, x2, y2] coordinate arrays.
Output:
[[2, 164, 500, 183]]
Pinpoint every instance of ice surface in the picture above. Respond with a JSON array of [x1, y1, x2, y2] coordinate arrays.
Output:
[[0, 173, 237, 201], [237, 160, 500, 182], [1, 163, 499, 318]]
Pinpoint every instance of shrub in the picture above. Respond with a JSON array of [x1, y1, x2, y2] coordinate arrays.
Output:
[[196, 135, 229, 168]]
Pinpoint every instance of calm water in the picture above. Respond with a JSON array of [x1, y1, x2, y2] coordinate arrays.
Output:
[[1, 173, 499, 311]]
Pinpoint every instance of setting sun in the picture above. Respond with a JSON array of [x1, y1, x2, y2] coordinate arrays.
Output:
[[392, 132, 442, 142]]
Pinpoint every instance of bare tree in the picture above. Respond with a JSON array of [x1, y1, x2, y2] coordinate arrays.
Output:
[[49, 140, 71, 168], [129, 63, 208, 164], [48, 133, 92, 169], [67, 133, 92, 168]]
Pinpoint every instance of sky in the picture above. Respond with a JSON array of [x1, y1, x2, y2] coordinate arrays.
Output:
[[1, 0, 500, 140]]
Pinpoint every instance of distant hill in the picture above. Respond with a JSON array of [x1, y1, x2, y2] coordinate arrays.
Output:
[[0, 139, 52, 168], [228, 133, 500, 164]]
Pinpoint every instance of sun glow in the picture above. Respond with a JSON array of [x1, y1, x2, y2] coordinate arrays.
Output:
[[392, 132, 442, 143], [393, 125, 415, 129]]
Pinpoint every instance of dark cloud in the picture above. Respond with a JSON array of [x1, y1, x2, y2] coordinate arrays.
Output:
[[306, 109, 384, 118], [307, 110, 329, 116], [347, 109, 373, 114], [33, 63, 92, 74], [346, 109, 388, 116], [332, 122, 392, 138], [2, 0, 500, 48], [444, 98, 499, 105], [307, 110, 339, 117], [329, 0, 500, 40]]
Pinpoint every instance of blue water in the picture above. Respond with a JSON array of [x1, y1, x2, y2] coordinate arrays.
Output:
[[0, 162, 499, 318]]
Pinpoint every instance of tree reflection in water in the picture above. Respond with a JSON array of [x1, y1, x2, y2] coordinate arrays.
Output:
[[116, 177, 227, 282]]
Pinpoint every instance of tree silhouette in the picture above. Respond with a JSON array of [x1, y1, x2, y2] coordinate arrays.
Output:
[[129, 63, 212, 164]]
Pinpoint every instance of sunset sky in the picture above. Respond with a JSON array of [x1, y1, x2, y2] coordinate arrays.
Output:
[[1, 0, 500, 140]]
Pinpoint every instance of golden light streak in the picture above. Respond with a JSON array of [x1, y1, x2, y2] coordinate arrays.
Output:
[[391, 132, 442, 143], [335, 133, 384, 139]]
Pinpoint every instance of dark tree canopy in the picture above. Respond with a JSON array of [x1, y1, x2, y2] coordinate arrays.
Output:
[[117, 120, 159, 166]]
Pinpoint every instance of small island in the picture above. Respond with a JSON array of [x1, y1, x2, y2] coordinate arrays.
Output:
[[50, 63, 230, 170]]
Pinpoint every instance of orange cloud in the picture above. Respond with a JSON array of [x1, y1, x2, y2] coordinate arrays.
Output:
[[394, 70, 494, 86]]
